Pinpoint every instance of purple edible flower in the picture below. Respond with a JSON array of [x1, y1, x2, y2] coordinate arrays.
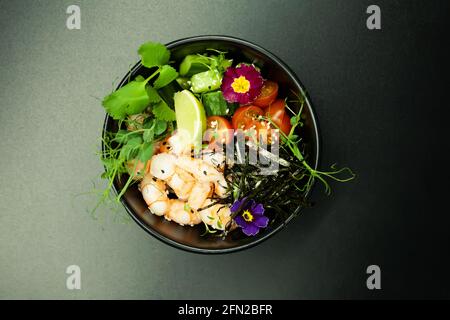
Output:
[[231, 197, 269, 236], [221, 64, 263, 105]]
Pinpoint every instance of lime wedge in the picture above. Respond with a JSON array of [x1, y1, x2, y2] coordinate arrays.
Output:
[[174, 90, 207, 148]]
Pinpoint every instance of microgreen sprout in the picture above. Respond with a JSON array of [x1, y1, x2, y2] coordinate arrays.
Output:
[[263, 92, 356, 196]]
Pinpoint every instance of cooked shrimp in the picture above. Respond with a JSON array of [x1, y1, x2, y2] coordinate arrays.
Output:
[[150, 153, 176, 180], [188, 182, 212, 210], [140, 175, 169, 216], [168, 130, 193, 155], [199, 199, 232, 230], [142, 132, 231, 230], [165, 199, 201, 226], [198, 163, 223, 183], [126, 159, 151, 180], [176, 156, 200, 175], [202, 149, 226, 171], [217, 206, 232, 230], [158, 136, 172, 153], [214, 175, 228, 198], [177, 156, 222, 183], [149, 200, 170, 217], [166, 167, 195, 200]]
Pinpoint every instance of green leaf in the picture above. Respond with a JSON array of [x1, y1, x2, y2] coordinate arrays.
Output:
[[125, 136, 142, 147], [220, 58, 232, 72], [153, 65, 178, 89], [209, 53, 232, 73], [143, 117, 154, 129], [138, 42, 170, 68], [158, 81, 183, 108], [101, 157, 121, 169], [139, 142, 154, 163], [179, 52, 232, 76], [154, 119, 167, 135], [152, 100, 176, 121], [290, 116, 298, 126], [146, 86, 162, 104], [113, 130, 130, 144], [113, 130, 142, 144], [102, 80, 149, 120], [119, 136, 143, 160], [143, 128, 154, 143], [102, 96, 126, 120], [202, 91, 228, 116]]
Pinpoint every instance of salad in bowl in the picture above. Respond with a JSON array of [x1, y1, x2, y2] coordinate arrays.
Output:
[[99, 36, 354, 253]]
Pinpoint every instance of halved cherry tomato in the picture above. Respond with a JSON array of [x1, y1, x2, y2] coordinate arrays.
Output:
[[232, 105, 274, 142], [231, 105, 264, 131], [204, 116, 233, 146], [266, 99, 292, 135], [253, 81, 278, 108]]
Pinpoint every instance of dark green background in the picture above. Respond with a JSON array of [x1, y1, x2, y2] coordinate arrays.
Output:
[[0, 0, 448, 299]]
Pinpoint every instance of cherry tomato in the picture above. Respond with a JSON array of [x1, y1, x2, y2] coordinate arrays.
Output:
[[266, 99, 292, 135], [204, 116, 233, 146], [231, 105, 264, 131], [253, 81, 278, 108]]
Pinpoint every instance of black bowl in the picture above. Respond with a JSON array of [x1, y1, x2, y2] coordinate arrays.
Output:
[[102, 35, 320, 254]]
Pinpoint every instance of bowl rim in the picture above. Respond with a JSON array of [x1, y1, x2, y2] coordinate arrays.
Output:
[[102, 35, 321, 254]]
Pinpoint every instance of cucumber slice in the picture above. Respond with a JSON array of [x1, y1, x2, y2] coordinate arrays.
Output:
[[190, 69, 222, 93]]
